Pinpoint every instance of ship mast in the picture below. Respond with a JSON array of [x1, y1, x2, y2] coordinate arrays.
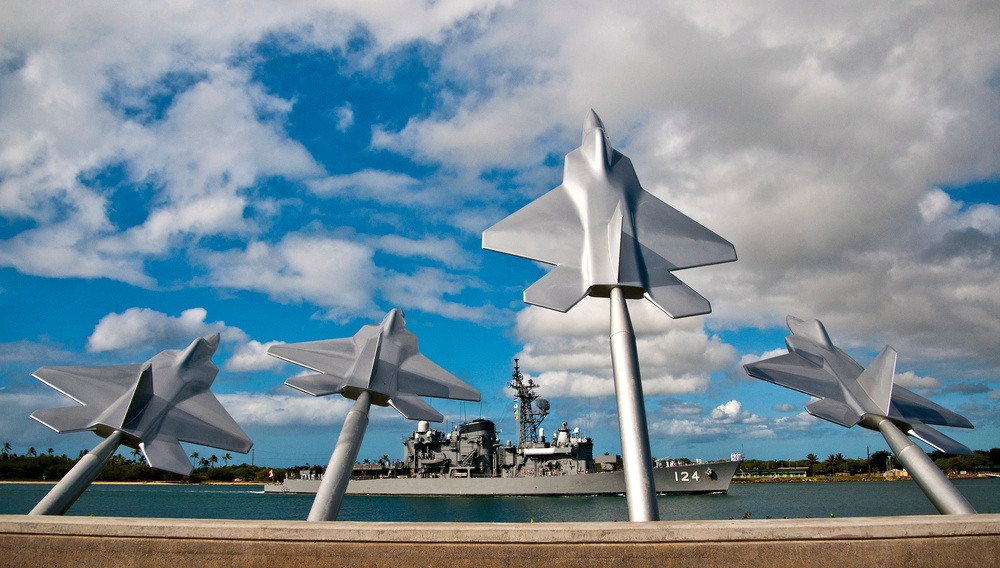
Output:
[[510, 359, 548, 447]]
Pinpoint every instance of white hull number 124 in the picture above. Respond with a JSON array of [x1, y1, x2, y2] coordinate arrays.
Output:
[[675, 471, 700, 482]]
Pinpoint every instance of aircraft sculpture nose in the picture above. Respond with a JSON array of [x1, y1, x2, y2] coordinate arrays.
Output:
[[384, 308, 406, 333], [583, 108, 605, 135]]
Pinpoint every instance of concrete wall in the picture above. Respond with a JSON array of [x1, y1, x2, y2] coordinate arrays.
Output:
[[2, 514, 998, 568]]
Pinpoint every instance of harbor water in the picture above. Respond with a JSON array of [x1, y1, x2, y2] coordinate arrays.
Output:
[[1, 479, 997, 522]]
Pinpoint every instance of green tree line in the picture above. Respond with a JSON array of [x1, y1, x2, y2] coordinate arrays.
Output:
[[3, 442, 998, 482], [0, 444, 291, 483], [738, 448, 1000, 476]]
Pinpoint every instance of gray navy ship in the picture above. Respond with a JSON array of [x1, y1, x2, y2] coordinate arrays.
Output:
[[265, 361, 743, 496]]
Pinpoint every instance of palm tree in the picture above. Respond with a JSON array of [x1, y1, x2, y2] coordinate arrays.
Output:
[[834, 452, 847, 471], [806, 453, 818, 475], [131, 448, 142, 463], [209, 454, 218, 468], [27, 447, 37, 457], [2, 442, 11, 459], [834, 452, 846, 472], [190, 451, 200, 467], [223, 453, 232, 466]]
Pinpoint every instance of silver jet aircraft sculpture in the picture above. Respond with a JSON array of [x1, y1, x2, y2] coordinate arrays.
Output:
[[483, 110, 737, 521], [28, 334, 253, 515], [744, 316, 976, 514], [267, 308, 480, 521]]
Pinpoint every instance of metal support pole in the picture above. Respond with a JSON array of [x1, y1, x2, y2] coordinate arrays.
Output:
[[30, 430, 123, 515], [307, 391, 372, 521], [609, 287, 659, 521], [877, 417, 975, 515]]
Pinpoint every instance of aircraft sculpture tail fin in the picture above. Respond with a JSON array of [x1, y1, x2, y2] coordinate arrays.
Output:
[[30, 405, 99, 434], [390, 393, 444, 422], [856, 345, 896, 416], [644, 279, 712, 318], [141, 436, 195, 476], [121, 363, 154, 428], [344, 328, 381, 383], [285, 373, 349, 397], [806, 398, 861, 428], [908, 421, 973, 455], [524, 264, 588, 312]]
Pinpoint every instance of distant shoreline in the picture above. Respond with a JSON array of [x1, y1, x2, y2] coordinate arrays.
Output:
[[732, 473, 993, 484], [0, 480, 264, 486], [3, 473, 994, 486]]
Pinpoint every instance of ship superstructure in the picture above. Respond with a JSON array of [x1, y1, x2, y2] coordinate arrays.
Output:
[[398, 359, 594, 479], [510, 359, 547, 446], [265, 361, 743, 496]]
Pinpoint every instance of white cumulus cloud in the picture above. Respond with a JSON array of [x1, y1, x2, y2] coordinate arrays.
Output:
[[513, 299, 738, 398], [218, 392, 352, 427], [199, 234, 380, 322], [87, 307, 247, 352], [224, 340, 287, 372]]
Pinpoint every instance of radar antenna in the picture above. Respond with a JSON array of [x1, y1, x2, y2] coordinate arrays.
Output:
[[510, 359, 548, 447]]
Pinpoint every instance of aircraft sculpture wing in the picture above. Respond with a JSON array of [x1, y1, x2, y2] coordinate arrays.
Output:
[[136, 400, 251, 475], [743, 352, 847, 401], [483, 109, 736, 317], [622, 184, 736, 318], [888, 385, 973, 429], [397, 353, 481, 402], [744, 316, 974, 455], [268, 309, 480, 423], [158, 391, 254, 453], [484, 184, 591, 313], [630, 174, 738, 271], [30, 364, 145, 432], [30, 334, 253, 476], [481, 184, 582, 267], [268, 338, 359, 396], [886, 382, 974, 454], [385, 326, 480, 420]]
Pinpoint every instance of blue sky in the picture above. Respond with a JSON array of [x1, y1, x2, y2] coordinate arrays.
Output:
[[1, 2, 998, 469]]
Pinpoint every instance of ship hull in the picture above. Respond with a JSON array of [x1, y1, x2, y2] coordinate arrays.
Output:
[[263, 459, 741, 496]]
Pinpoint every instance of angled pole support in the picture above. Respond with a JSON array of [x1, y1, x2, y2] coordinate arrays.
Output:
[[307, 391, 372, 521], [609, 287, 659, 521], [877, 417, 975, 515], [30, 430, 124, 516]]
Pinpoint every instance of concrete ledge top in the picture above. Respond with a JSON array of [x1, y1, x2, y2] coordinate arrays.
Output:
[[2, 514, 998, 543]]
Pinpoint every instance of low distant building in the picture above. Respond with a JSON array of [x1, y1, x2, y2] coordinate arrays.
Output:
[[736, 466, 810, 479]]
